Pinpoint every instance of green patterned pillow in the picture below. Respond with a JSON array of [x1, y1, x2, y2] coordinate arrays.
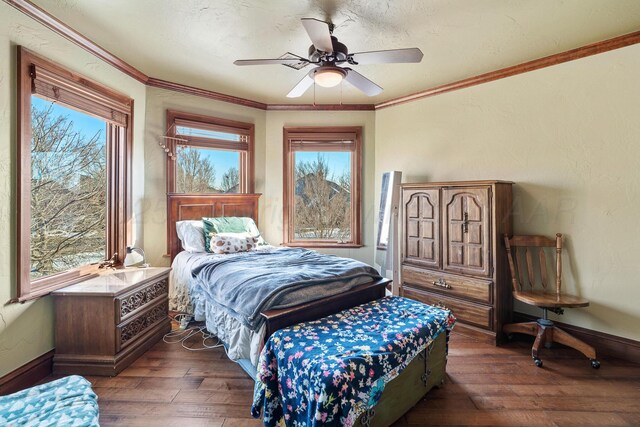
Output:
[[202, 217, 266, 252]]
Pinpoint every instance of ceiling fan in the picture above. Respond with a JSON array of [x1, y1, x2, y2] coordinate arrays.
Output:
[[234, 18, 423, 98]]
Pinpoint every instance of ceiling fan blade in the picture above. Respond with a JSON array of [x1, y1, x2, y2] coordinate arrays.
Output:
[[344, 69, 383, 96], [301, 18, 333, 53], [234, 58, 309, 66], [349, 48, 424, 65], [286, 71, 315, 98]]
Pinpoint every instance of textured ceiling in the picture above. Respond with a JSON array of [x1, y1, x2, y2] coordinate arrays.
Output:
[[29, 0, 640, 104]]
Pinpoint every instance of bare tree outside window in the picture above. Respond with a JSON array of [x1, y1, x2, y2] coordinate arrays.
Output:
[[294, 154, 351, 241], [220, 167, 240, 193], [30, 99, 107, 279], [175, 147, 217, 193], [166, 111, 253, 195]]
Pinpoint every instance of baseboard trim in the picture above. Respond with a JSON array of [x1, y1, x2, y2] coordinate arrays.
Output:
[[512, 312, 640, 363], [0, 350, 54, 396]]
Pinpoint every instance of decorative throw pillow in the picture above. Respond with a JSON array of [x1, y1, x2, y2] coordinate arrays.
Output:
[[209, 233, 260, 254], [175, 220, 206, 252], [202, 217, 266, 252]]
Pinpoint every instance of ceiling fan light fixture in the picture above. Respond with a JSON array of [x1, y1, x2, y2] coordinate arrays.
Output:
[[313, 67, 346, 88]]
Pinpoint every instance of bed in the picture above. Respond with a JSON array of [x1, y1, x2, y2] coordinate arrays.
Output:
[[166, 193, 390, 374]]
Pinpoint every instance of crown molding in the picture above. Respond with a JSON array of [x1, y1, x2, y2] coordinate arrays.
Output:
[[267, 104, 375, 111], [4, 0, 149, 84], [147, 77, 268, 110], [5, 0, 640, 112], [375, 30, 640, 110]]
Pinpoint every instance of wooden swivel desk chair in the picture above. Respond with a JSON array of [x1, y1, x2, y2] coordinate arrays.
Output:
[[503, 233, 600, 369]]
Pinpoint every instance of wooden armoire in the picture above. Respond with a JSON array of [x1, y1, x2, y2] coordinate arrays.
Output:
[[400, 181, 513, 344]]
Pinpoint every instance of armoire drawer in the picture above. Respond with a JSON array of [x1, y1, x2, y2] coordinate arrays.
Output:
[[402, 265, 493, 304], [402, 286, 493, 330]]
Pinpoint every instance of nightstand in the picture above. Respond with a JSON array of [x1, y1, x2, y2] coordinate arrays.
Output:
[[52, 267, 171, 376]]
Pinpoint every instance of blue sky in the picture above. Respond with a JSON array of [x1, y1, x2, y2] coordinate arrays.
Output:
[[189, 148, 240, 186], [295, 152, 351, 180], [32, 95, 106, 140]]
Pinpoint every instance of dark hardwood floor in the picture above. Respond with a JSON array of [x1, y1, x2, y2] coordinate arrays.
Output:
[[46, 330, 640, 426]]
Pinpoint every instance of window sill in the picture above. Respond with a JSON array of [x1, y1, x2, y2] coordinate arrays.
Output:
[[12, 273, 101, 303], [282, 242, 364, 249]]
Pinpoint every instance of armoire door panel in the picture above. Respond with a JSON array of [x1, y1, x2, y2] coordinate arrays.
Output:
[[407, 239, 419, 258], [442, 187, 491, 277], [422, 222, 434, 239], [407, 220, 419, 237], [402, 189, 440, 268], [467, 197, 482, 221], [449, 244, 462, 265], [450, 224, 463, 243], [421, 197, 434, 218], [468, 224, 482, 244], [422, 241, 435, 260], [468, 246, 483, 268]]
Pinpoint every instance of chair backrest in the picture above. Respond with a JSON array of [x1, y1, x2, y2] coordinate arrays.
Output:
[[504, 234, 563, 296]]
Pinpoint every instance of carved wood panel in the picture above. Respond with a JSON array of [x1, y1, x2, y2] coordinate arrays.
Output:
[[118, 279, 168, 322], [403, 189, 440, 268], [442, 187, 491, 277], [118, 301, 168, 350]]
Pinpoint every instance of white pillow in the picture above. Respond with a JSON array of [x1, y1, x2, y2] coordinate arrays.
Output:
[[176, 220, 206, 253], [209, 233, 259, 254], [243, 219, 267, 246]]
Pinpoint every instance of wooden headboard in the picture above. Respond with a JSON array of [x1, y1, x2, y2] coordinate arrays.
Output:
[[167, 193, 261, 261]]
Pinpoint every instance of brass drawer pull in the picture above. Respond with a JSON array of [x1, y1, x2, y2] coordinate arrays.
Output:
[[432, 278, 451, 289]]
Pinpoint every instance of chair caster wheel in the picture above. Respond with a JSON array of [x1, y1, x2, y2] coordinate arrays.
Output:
[[533, 358, 543, 368], [590, 359, 600, 369]]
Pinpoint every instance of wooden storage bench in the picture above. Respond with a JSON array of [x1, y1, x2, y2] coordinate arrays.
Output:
[[52, 267, 171, 376], [252, 296, 455, 427], [353, 331, 448, 427]]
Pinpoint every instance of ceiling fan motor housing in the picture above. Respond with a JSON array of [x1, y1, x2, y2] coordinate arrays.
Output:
[[308, 36, 348, 64]]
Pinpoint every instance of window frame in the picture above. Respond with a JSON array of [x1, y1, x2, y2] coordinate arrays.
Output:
[[165, 109, 255, 194], [16, 47, 133, 302], [283, 126, 363, 248]]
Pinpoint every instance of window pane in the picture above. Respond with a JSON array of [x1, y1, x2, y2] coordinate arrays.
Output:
[[30, 96, 107, 279], [293, 152, 352, 241], [176, 125, 241, 142], [175, 146, 241, 193]]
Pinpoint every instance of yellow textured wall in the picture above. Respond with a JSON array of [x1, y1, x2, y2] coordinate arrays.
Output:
[[375, 44, 640, 340], [142, 87, 267, 267], [0, 3, 147, 376]]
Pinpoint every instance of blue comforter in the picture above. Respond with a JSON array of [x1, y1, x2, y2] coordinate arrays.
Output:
[[191, 247, 381, 331]]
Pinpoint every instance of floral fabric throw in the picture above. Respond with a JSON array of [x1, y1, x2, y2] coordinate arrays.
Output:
[[251, 296, 456, 427]]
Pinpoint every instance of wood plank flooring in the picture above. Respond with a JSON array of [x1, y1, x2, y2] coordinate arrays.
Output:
[[47, 330, 640, 426]]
